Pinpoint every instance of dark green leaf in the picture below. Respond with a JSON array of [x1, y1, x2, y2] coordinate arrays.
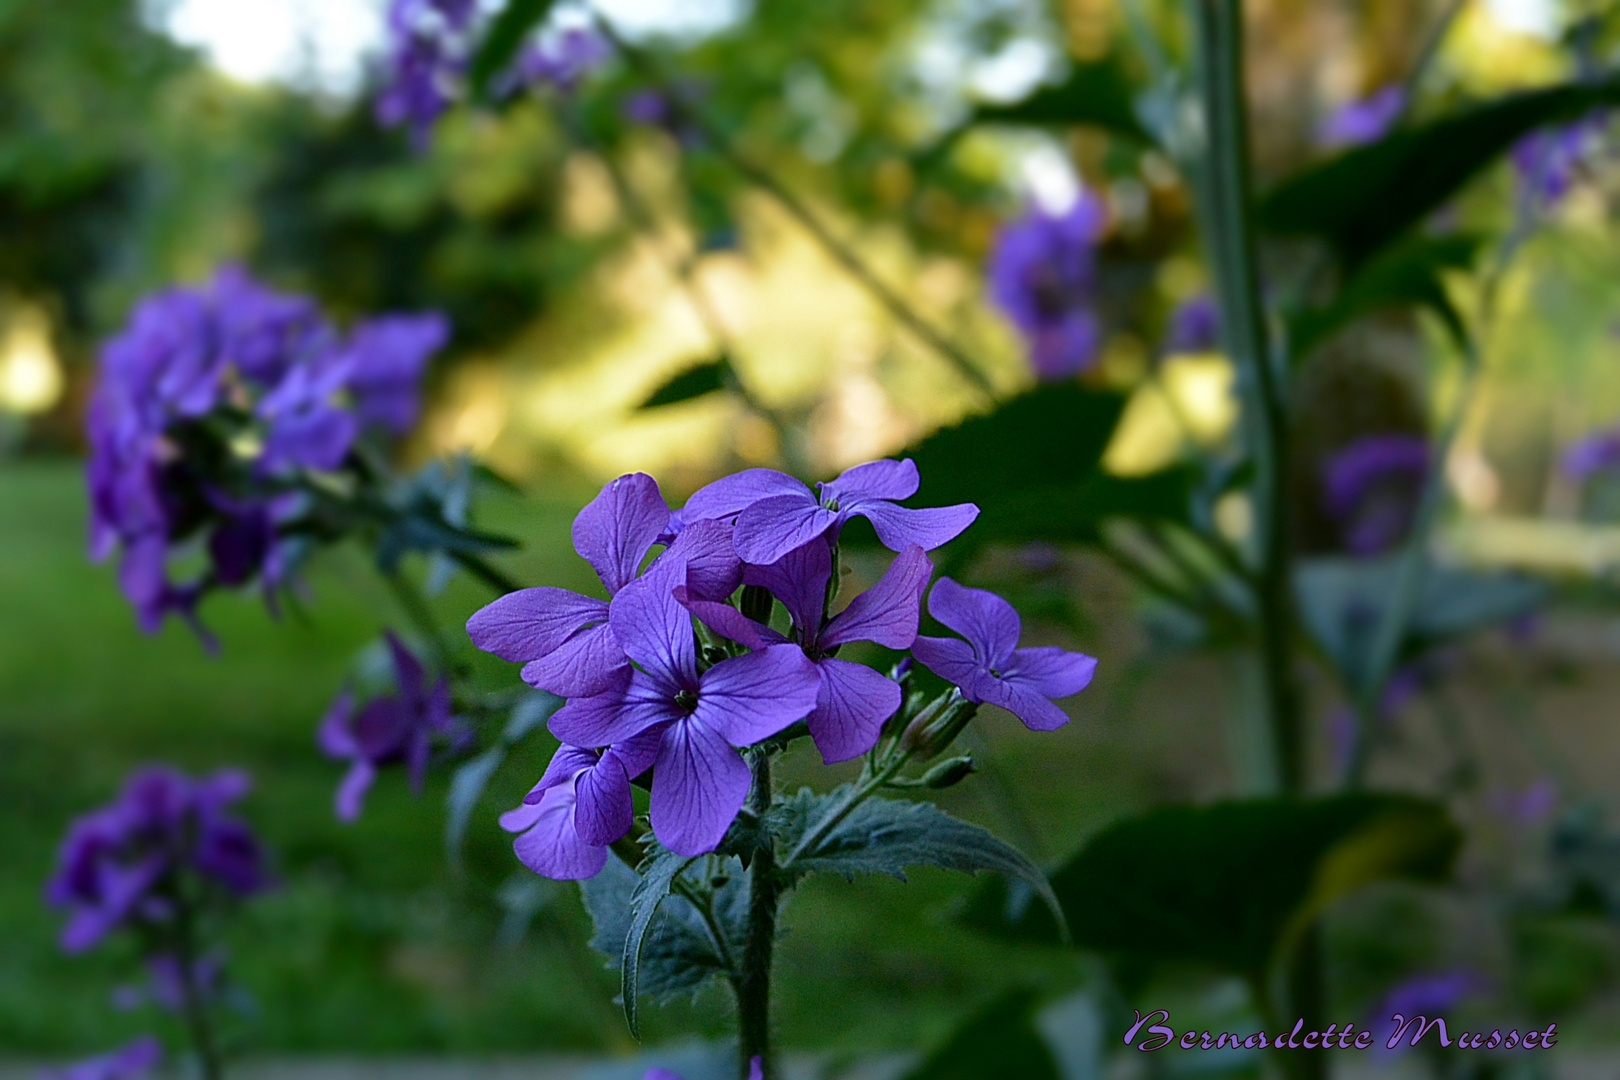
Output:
[[638, 358, 728, 409], [1295, 556, 1546, 694], [1289, 234, 1483, 359], [621, 848, 697, 1038], [776, 789, 1065, 937], [445, 746, 505, 865], [898, 988, 1061, 1080], [469, 0, 558, 100], [965, 795, 1460, 984], [1261, 80, 1620, 264], [969, 58, 1151, 145]]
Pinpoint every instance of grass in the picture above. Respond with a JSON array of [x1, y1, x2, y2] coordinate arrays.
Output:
[[0, 460, 1156, 1059]]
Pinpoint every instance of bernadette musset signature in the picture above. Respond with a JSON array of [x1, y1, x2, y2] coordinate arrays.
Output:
[[1122, 1010, 1560, 1052]]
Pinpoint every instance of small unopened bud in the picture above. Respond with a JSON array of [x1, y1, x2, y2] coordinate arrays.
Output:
[[889, 657, 914, 684], [900, 690, 978, 760], [922, 756, 976, 789]]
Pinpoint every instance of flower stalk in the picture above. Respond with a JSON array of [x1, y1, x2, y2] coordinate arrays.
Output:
[[735, 751, 779, 1080]]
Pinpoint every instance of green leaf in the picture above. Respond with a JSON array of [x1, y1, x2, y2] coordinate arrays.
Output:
[[965, 795, 1460, 984], [1261, 80, 1620, 264], [1289, 234, 1482, 359], [900, 383, 1191, 556], [1294, 556, 1546, 695], [638, 358, 728, 409], [776, 789, 1066, 938], [969, 57, 1152, 145], [621, 848, 698, 1038], [469, 0, 558, 100], [898, 988, 1062, 1080], [445, 747, 504, 866]]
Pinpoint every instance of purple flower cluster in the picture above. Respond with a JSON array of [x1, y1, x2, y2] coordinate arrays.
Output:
[[518, 26, 612, 93], [1513, 112, 1608, 209], [471, 459, 1097, 878], [86, 266, 446, 635], [1322, 433, 1431, 556], [1318, 85, 1406, 148], [320, 633, 467, 821], [376, 0, 478, 145], [987, 196, 1109, 381], [1163, 294, 1219, 355], [46, 767, 271, 954]]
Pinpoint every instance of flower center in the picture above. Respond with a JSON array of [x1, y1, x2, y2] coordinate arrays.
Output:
[[674, 689, 699, 713]]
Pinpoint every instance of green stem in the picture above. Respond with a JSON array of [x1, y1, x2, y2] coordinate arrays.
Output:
[[384, 569, 451, 668], [449, 550, 525, 596], [1187, 0, 1305, 794], [592, 16, 997, 401], [172, 892, 224, 1080], [735, 752, 779, 1080]]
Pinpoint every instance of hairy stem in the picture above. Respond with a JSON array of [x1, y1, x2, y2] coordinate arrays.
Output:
[[1187, 0, 1304, 794], [735, 752, 779, 1080]]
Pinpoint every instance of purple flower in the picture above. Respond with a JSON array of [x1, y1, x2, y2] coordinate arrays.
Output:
[[518, 26, 611, 93], [1488, 779, 1558, 826], [547, 552, 822, 857], [319, 633, 461, 822], [38, 1036, 163, 1080], [1368, 970, 1489, 1056], [679, 458, 979, 567], [1562, 428, 1620, 482], [1322, 433, 1430, 555], [341, 314, 447, 434], [467, 473, 675, 697], [499, 727, 663, 880], [622, 89, 673, 128], [1164, 294, 1219, 355], [681, 541, 933, 763], [646, 1062, 762, 1080], [376, 0, 477, 146], [986, 196, 1108, 380], [46, 767, 270, 954], [1514, 112, 1607, 209], [1319, 85, 1406, 148], [911, 578, 1097, 731]]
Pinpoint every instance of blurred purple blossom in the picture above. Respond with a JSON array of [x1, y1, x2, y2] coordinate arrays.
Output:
[[37, 1036, 163, 1080], [518, 27, 611, 92], [1164, 294, 1219, 355], [1513, 112, 1607, 209], [1319, 86, 1406, 148], [1562, 428, 1620, 482], [622, 89, 673, 127], [912, 577, 1097, 731], [376, 0, 477, 145], [1368, 970, 1490, 1056], [319, 633, 465, 822], [1488, 779, 1559, 826], [45, 767, 271, 955], [1322, 433, 1430, 555], [987, 196, 1109, 381]]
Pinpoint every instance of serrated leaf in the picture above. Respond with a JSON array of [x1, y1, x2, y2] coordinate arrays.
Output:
[[1289, 234, 1482, 359], [777, 789, 1065, 938], [469, 0, 559, 100], [445, 746, 505, 866], [964, 795, 1460, 985], [969, 57, 1151, 145], [899, 988, 1061, 1080], [1261, 80, 1620, 264], [622, 848, 697, 1038], [638, 359, 728, 409]]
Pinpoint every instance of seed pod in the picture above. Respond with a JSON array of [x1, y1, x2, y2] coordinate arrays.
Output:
[[922, 755, 976, 789]]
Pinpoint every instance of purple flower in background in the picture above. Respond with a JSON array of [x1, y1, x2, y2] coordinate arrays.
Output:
[[46, 767, 270, 954], [622, 89, 673, 127], [376, 0, 477, 145], [1562, 428, 1620, 482], [1322, 433, 1430, 555], [319, 633, 462, 821], [467, 473, 673, 697], [646, 1062, 762, 1080], [500, 728, 663, 879], [38, 1036, 163, 1080], [1513, 112, 1606, 209], [1488, 779, 1559, 826], [1369, 970, 1489, 1055], [548, 553, 822, 857], [987, 196, 1108, 380], [679, 458, 978, 567], [341, 314, 448, 434], [518, 26, 611, 92], [683, 542, 933, 763], [1164, 294, 1219, 355], [912, 578, 1097, 731], [1319, 85, 1406, 148]]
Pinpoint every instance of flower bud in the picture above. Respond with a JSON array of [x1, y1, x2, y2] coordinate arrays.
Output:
[[921, 755, 976, 789], [900, 690, 978, 761]]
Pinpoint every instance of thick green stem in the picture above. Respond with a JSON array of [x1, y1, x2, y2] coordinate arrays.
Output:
[[735, 752, 779, 1080], [173, 893, 224, 1080], [1187, 0, 1304, 794]]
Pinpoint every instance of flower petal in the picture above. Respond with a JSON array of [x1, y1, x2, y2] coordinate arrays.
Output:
[[972, 672, 1073, 731], [467, 588, 608, 663], [574, 756, 634, 846], [854, 500, 980, 555], [680, 468, 808, 523], [384, 631, 424, 695], [665, 518, 743, 601], [742, 537, 830, 637], [909, 634, 983, 690], [1004, 646, 1098, 699], [823, 457, 919, 502], [605, 722, 667, 781], [649, 718, 752, 857], [808, 658, 902, 763], [334, 760, 377, 823], [695, 644, 821, 746], [317, 690, 358, 758], [822, 544, 932, 649], [608, 554, 698, 689], [526, 744, 601, 803], [548, 672, 677, 747], [572, 472, 670, 595], [925, 577, 1019, 666], [676, 587, 786, 650], [511, 783, 609, 880], [499, 800, 545, 832], [733, 494, 841, 567], [520, 621, 629, 697]]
